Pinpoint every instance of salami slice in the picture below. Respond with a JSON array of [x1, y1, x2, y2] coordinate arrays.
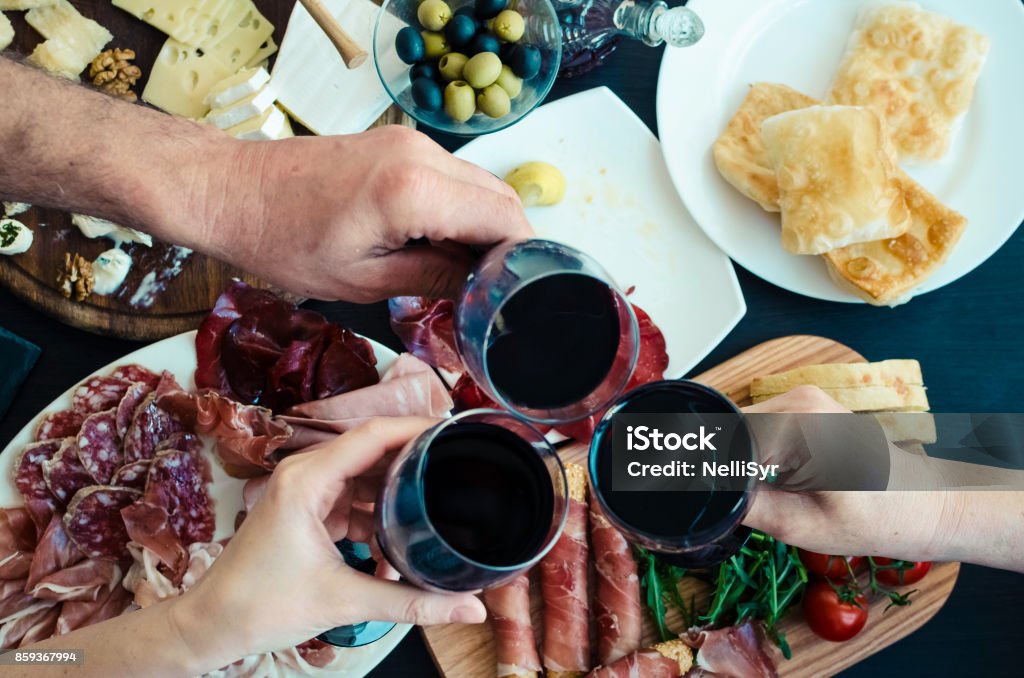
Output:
[[41, 440, 94, 506], [144, 443, 214, 545], [123, 393, 184, 464], [63, 486, 141, 560], [76, 410, 122, 485], [115, 382, 153, 439], [33, 410, 85, 442], [12, 440, 62, 535], [71, 376, 132, 415], [109, 364, 161, 390], [109, 460, 151, 492]]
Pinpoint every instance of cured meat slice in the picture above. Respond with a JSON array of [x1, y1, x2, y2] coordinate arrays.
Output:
[[54, 581, 133, 636], [294, 639, 337, 669], [586, 641, 691, 678], [116, 381, 154, 439], [0, 579, 33, 620], [77, 409, 122, 484], [15, 602, 62, 647], [0, 599, 60, 649], [122, 444, 214, 578], [0, 510, 35, 581], [541, 464, 591, 676], [312, 325, 379, 403], [109, 364, 161, 390], [388, 296, 462, 372], [26, 515, 84, 591], [29, 557, 120, 603], [483, 574, 542, 678], [12, 440, 62, 536], [33, 410, 85, 442], [71, 376, 132, 415], [123, 392, 184, 464], [42, 439, 94, 506], [590, 495, 642, 665], [682, 621, 778, 678], [194, 391, 291, 477], [110, 460, 152, 492], [63, 486, 141, 560]]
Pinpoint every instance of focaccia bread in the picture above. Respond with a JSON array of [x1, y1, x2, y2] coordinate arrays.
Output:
[[751, 359, 922, 395], [825, 174, 966, 305], [828, 1, 990, 163], [712, 83, 819, 212], [751, 385, 929, 412], [761, 105, 911, 255]]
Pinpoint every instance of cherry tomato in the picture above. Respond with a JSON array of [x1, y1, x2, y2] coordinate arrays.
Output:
[[873, 558, 931, 586], [802, 580, 868, 642], [798, 549, 866, 580]]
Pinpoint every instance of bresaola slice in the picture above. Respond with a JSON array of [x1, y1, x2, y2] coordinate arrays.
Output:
[[76, 409, 122, 484], [387, 297, 462, 372], [63, 486, 140, 560], [41, 440, 94, 507], [13, 440, 62, 536]]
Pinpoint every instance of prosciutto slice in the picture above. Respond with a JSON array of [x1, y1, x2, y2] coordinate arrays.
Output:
[[0, 509, 36, 581], [26, 515, 85, 592], [540, 465, 590, 675], [54, 579, 133, 635], [483, 574, 542, 678], [0, 579, 33, 620], [682, 621, 778, 678], [587, 648, 682, 678], [194, 391, 292, 477], [0, 599, 61, 649], [590, 495, 642, 665]]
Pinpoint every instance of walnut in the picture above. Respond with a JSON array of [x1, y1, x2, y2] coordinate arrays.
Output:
[[57, 252, 94, 302], [89, 48, 143, 102]]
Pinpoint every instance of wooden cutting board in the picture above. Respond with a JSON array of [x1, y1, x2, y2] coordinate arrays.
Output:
[[423, 335, 960, 677], [0, 0, 412, 341]]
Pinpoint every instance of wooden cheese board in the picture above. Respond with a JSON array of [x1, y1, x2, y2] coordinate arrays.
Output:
[[0, 0, 412, 341], [423, 335, 960, 677]]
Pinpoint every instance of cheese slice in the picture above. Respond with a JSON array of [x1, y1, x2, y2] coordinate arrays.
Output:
[[28, 39, 88, 79], [204, 82, 275, 128], [750, 360, 924, 396], [226, 104, 286, 140], [206, 5, 274, 70], [113, 0, 236, 45], [245, 35, 277, 69], [0, 0, 55, 8], [0, 12, 12, 52], [143, 37, 234, 118], [751, 385, 930, 412], [25, 0, 112, 77], [276, 109, 294, 139], [205, 66, 270, 109]]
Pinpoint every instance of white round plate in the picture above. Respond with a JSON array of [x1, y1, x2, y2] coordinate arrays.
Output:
[[0, 331, 409, 678], [657, 0, 1024, 303]]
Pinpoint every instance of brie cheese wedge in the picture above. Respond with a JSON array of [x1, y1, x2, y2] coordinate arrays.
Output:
[[204, 83, 277, 130], [227, 104, 288, 141], [205, 66, 272, 110]]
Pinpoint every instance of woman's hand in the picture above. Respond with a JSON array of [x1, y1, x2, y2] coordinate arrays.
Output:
[[173, 417, 486, 661]]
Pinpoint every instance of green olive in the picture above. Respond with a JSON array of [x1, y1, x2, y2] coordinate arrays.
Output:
[[421, 31, 451, 59], [438, 52, 469, 81], [491, 9, 525, 42], [495, 64, 522, 98], [504, 161, 567, 206], [476, 84, 511, 118], [417, 0, 452, 31], [444, 80, 476, 122], [462, 51, 502, 89]]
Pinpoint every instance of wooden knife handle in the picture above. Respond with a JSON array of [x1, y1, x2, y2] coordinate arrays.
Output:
[[298, 0, 369, 69]]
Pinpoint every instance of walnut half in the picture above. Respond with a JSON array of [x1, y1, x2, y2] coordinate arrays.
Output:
[[58, 252, 94, 302], [90, 48, 143, 102]]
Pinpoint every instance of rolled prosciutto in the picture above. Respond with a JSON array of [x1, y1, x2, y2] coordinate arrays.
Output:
[[482, 574, 541, 678], [586, 640, 692, 678], [540, 463, 590, 677], [682, 620, 778, 678], [590, 495, 642, 665]]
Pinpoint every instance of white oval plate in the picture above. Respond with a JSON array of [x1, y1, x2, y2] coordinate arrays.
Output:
[[0, 331, 409, 678], [456, 86, 746, 378], [657, 0, 1024, 303]]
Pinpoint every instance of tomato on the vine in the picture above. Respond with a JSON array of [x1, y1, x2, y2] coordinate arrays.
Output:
[[873, 558, 931, 586], [802, 580, 868, 642], [797, 549, 866, 580]]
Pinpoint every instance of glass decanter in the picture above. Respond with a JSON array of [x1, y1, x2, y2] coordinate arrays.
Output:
[[555, 0, 704, 78]]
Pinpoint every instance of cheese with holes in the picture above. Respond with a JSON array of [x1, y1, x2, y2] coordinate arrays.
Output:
[[226, 104, 287, 140], [204, 82, 275, 128], [205, 5, 274, 70], [245, 35, 277, 69], [142, 37, 234, 118], [205, 66, 270, 109], [0, 12, 12, 51]]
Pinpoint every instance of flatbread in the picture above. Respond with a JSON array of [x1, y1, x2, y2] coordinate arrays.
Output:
[[750, 359, 922, 396], [761, 105, 911, 254], [828, 1, 990, 163], [712, 83, 819, 212], [751, 385, 929, 412], [825, 174, 966, 305]]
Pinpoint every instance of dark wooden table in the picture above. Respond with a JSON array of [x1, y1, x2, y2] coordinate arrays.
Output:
[[2, 2, 1022, 676]]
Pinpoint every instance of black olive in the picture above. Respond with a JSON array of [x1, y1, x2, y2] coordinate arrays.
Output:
[[470, 32, 501, 55], [395, 26, 425, 64], [474, 0, 508, 20], [454, 5, 482, 29], [445, 13, 477, 48], [411, 77, 444, 111], [509, 43, 541, 79], [499, 41, 517, 63]]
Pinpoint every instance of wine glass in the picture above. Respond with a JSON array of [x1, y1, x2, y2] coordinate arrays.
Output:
[[454, 239, 640, 425]]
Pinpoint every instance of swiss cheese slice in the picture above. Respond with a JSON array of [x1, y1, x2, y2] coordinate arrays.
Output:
[[142, 37, 234, 118]]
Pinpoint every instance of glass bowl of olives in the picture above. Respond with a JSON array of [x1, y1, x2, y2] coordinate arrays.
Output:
[[374, 0, 561, 136]]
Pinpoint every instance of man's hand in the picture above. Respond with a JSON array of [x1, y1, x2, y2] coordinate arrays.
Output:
[[193, 126, 533, 302], [174, 417, 486, 661]]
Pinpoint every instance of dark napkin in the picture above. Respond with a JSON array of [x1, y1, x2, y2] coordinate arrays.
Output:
[[0, 326, 40, 420]]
